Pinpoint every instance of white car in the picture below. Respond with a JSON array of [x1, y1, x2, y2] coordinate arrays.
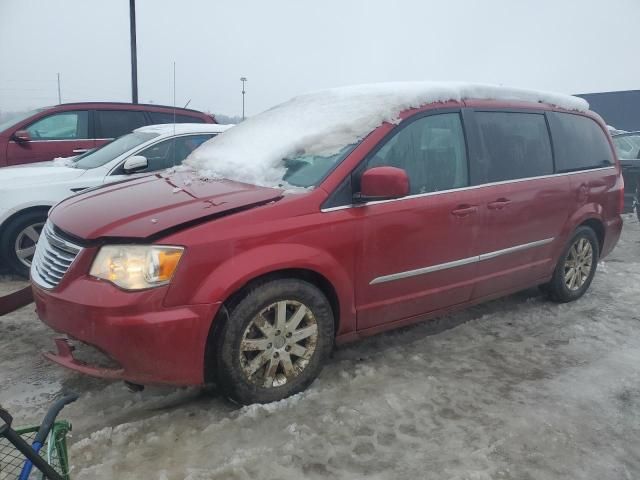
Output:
[[0, 123, 231, 276]]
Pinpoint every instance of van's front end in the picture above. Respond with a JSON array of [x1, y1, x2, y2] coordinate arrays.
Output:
[[31, 171, 285, 386]]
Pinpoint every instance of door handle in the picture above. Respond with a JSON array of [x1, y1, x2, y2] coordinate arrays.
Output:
[[487, 198, 511, 210], [72, 149, 89, 154], [451, 204, 478, 217]]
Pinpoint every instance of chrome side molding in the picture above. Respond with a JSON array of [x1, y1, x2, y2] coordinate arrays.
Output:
[[370, 237, 554, 285]]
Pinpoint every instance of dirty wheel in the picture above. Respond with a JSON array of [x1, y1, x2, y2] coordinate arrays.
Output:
[[215, 279, 334, 404], [545, 226, 599, 303]]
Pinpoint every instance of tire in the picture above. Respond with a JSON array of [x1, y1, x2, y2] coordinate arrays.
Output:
[[0, 210, 47, 277], [214, 279, 334, 405], [545, 226, 599, 303]]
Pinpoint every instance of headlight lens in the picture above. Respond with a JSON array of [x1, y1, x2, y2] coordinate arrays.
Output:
[[89, 245, 184, 290]]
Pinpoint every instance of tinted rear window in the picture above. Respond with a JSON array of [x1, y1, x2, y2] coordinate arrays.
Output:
[[475, 112, 553, 183], [95, 110, 148, 138], [550, 112, 614, 172], [149, 112, 205, 124]]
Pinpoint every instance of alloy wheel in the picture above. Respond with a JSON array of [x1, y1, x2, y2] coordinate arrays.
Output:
[[14, 222, 44, 268], [239, 300, 318, 388], [563, 237, 593, 291]]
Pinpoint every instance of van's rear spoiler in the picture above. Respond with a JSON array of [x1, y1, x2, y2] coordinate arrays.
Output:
[[0, 286, 33, 316]]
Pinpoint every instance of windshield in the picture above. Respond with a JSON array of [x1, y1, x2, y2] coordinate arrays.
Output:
[[613, 134, 640, 160], [0, 109, 43, 132], [282, 145, 356, 187], [74, 132, 158, 169]]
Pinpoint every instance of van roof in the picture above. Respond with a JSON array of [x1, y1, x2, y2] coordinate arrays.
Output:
[[302, 82, 589, 112], [49, 101, 212, 115], [186, 82, 590, 188]]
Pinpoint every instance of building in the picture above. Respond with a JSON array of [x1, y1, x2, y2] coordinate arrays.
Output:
[[575, 90, 640, 132]]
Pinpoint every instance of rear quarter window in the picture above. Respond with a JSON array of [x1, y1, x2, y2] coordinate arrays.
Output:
[[549, 112, 614, 172]]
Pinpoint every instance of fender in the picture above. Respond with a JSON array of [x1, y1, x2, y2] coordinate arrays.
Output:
[[0, 202, 54, 230], [186, 243, 357, 335], [553, 202, 604, 261]]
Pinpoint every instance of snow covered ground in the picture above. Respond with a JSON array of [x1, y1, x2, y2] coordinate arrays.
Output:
[[1, 215, 639, 479]]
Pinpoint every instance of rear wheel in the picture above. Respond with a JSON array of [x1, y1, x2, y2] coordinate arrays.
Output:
[[0, 210, 47, 277], [214, 279, 334, 404], [545, 226, 599, 303]]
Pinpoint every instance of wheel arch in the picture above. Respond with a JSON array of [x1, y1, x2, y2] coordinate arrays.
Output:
[[578, 217, 605, 254], [223, 268, 340, 330], [0, 204, 52, 235], [563, 203, 606, 258]]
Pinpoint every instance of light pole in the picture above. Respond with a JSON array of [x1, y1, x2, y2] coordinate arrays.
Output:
[[129, 0, 138, 103], [57, 73, 62, 104], [240, 77, 247, 120]]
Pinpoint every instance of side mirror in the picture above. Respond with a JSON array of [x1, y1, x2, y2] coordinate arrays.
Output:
[[123, 155, 148, 173], [13, 130, 31, 142], [356, 166, 409, 202]]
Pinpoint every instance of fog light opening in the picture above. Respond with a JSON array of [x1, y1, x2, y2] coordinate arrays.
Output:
[[124, 381, 145, 393]]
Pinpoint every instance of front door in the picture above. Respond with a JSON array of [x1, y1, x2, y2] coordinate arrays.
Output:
[[105, 133, 216, 183], [6, 110, 94, 165], [355, 111, 481, 330]]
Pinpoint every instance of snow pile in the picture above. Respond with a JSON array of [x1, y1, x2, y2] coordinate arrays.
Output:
[[606, 125, 627, 135], [52, 156, 77, 167], [185, 82, 589, 187]]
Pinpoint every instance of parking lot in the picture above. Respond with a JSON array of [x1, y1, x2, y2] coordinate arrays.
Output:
[[0, 214, 637, 479]]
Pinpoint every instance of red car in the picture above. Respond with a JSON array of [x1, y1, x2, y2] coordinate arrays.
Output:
[[0, 102, 215, 167], [31, 83, 624, 405]]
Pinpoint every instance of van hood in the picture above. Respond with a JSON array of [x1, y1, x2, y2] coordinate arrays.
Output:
[[0, 161, 86, 188], [49, 171, 284, 241]]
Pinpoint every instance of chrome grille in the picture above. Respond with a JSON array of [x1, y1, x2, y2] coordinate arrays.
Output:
[[31, 221, 82, 289]]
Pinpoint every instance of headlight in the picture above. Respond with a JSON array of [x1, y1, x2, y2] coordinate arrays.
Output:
[[89, 245, 184, 290]]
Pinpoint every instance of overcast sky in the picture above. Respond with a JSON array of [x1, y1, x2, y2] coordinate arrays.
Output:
[[1, 0, 638, 116]]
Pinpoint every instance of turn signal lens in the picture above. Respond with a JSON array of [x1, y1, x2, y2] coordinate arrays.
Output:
[[90, 245, 184, 290]]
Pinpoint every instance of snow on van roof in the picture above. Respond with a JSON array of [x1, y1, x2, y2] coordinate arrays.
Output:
[[135, 123, 232, 136], [185, 82, 589, 188]]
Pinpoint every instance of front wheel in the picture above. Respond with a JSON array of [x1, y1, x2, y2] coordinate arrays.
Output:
[[214, 279, 334, 404], [545, 226, 599, 303], [0, 211, 47, 277]]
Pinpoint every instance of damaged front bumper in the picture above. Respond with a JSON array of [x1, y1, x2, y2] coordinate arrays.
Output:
[[44, 336, 127, 381], [33, 280, 222, 386]]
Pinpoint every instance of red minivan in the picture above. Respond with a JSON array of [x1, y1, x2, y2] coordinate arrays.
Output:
[[0, 102, 215, 167], [31, 83, 624, 405]]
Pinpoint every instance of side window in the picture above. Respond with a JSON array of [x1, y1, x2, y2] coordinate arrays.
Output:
[[475, 112, 553, 183], [25, 111, 88, 140], [613, 134, 640, 160], [550, 113, 614, 172], [149, 112, 204, 124], [366, 113, 469, 194], [134, 134, 214, 172], [95, 110, 147, 139]]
